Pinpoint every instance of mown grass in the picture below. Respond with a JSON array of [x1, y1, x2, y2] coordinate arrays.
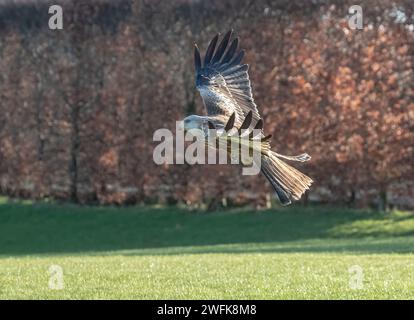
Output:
[[0, 200, 413, 299]]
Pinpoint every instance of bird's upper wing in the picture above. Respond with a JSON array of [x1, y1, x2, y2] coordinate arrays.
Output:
[[194, 31, 262, 127]]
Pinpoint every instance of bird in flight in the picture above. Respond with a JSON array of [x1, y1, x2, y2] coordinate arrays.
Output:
[[183, 31, 313, 205]]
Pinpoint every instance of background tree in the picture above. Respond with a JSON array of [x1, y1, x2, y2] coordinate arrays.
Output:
[[0, 0, 412, 209]]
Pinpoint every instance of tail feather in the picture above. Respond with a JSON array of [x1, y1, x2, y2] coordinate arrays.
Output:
[[261, 163, 291, 205], [274, 152, 311, 162], [261, 151, 313, 205]]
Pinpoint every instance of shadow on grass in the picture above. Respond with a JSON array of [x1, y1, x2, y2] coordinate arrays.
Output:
[[113, 237, 414, 256], [0, 201, 413, 256]]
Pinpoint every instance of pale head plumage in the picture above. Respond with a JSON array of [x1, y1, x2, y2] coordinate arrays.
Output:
[[183, 115, 207, 131]]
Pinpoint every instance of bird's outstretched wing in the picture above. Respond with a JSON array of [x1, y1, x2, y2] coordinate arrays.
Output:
[[194, 31, 261, 127]]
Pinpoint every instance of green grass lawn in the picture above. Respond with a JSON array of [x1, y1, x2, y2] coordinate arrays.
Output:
[[0, 200, 413, 299]]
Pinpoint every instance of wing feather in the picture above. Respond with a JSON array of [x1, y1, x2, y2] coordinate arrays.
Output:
[[221, 38, 239, 64], [229, 50, 245, 67], [195, 32, 261, 127], [221, 64, 249, 76], [212, 30, 232, 64], [204, 33, 219, 65], [194, 44, 201, 72]]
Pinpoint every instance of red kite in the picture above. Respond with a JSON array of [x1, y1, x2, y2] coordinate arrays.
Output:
[[183, 31, 312, 205]]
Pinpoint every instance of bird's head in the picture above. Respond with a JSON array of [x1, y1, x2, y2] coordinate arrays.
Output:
[[182, 115, 206, 132]]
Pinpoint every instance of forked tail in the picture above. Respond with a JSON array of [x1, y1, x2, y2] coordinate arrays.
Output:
[[260, 151, 313, 205]]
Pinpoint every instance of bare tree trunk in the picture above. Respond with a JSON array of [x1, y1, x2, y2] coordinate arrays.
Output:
[[348, 189, 356, 208], [378, 187, 388, 212], [69, 105, 80, 202]]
